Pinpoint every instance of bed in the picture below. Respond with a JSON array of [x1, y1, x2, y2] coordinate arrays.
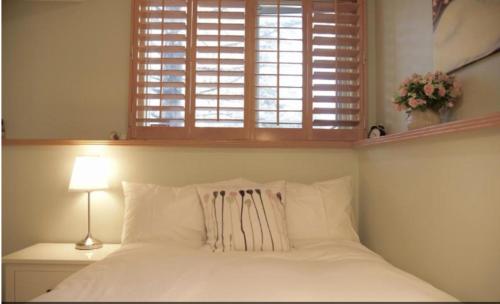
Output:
[[36, 177, 456, 302], [34, 240, 456, 302]]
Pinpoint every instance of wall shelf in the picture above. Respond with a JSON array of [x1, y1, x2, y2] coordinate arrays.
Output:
[[354, 112, 500, 148], [3, 113, 499, 149], [2, 138, 353, 149]]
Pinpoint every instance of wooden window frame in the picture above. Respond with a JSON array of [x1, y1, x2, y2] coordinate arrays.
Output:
[[128, 0, 367, 143]]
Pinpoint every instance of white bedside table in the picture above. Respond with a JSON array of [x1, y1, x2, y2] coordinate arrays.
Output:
[[3, 243, 120, 302]]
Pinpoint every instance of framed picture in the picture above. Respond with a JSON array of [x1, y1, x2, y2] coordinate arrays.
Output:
[[433, 0, 500, 73]]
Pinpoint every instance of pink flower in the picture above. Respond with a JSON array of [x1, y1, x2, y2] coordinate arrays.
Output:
[[393, 103, 403, 112], [425, 72, 433, 81], [416, 99, 427, 106], [402, 78, 410, 85], [447, 102, 454, 108], [424, 83, 434, 96], [438, 85, 446, 97], [399, 88, 408, 96], [408, 98, 419, 108]]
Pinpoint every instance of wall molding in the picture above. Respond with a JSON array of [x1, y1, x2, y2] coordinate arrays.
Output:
[[354, 112, 500, 148], [2, 138, 353, 149], [3, 113, 499, 149]]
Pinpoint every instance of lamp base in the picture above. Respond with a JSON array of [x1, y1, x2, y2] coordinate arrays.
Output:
[[75, 234, 103, 250]]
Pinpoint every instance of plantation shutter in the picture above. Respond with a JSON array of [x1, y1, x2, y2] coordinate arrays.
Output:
[[130, 0, 191, 139], [129, 0, 366, 142], [310, 0, 365, 140], [191, 0, 248, 139]]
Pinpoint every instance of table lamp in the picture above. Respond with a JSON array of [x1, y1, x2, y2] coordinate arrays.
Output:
[[69, 156, 109, 250]]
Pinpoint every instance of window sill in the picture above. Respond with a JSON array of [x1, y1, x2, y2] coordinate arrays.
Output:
[[353, 112, 500, 148]]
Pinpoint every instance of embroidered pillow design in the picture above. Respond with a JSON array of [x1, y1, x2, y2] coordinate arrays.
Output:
[[198, 186, 290, 252]]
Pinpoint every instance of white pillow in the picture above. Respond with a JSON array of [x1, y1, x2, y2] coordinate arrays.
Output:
[[121, 178, 254, 246], [197, 182, 290, 252], [286, 176, 359, 246]]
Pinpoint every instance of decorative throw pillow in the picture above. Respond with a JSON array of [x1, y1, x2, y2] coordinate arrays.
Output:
[[197, 184, 290, 252]]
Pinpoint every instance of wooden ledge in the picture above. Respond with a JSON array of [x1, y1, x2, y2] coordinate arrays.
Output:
[[2, 138, 353, 149], [3, 113, 499, 149], [354, 112, 500, 148]]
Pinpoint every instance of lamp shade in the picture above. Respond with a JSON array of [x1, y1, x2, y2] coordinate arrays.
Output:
[[69, 156, 109, 191]]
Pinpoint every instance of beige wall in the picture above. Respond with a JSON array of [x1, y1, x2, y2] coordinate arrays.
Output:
[[358, 128, 500, 301], [372, 0, 434, 133], [2, 0, 130, 139], [2, 146, 358, 255], [371, 0, 500, 133], [363, 0, 500, 301]]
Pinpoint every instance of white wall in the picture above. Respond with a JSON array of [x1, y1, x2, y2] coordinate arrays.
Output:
[[360, 0, 500, 301], [358, 128, 500, 301], [2, 0, 130, 139], [371, 0, 434, 133], [2, 145, 358, 255]]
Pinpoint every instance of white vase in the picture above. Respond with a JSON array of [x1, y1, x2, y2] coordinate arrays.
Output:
[[406, 110, 440, 130]]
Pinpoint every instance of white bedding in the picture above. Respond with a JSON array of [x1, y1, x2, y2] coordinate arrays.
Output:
[[35, 241, 456, 302]]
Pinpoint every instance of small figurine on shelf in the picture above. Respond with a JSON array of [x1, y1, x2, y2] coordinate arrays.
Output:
[[109, 131, 121, 140], [367, 125, 386, 139]]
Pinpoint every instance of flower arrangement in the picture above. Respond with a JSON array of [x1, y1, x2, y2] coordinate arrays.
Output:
[[392, 71, 462, 113]]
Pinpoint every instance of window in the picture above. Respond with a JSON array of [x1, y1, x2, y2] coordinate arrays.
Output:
[[129, 0, 365, 142]]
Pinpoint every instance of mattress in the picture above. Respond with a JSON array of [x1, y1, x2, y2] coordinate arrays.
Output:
[[34, 240, 457, 302]]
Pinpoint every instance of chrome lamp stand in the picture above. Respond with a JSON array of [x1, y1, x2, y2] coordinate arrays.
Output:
[[75, 191, 102, 250]]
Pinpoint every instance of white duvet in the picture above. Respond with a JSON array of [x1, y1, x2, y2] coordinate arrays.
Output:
[[35, 241, 456, 302]]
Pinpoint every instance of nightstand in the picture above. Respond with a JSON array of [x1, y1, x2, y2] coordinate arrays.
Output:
[[3, 243, 120, 302]]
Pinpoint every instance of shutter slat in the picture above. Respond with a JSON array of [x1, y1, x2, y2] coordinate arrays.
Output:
[[313, 25, 360, 35], [138, 82, 186, 88], [137, 106, 185, 111], [197, 46, 245, 54], [138, 58, 186, 65], [139, 11, 187, 19], [196, 94, 244, 100], [197, 23, 245, 30], [312, 49, 359, 58], [313, 37, 359, 47], [313, 96, 359, 104], [196, 83, 244, 88], [143, 0, 186, 6], [313, 108, 359, 115], [197, 35, 245, 42], [138, 46, 186, 53], [138, 34, 187, 41], [137, 70, 186, 76], [198, 12, 245, 19], [197, 58, 245, 65], [313, 72, 359, 80], [137, 94, 186, 99], [197, 0, 245, 8], [196, 71, 244, 76], [138, 22, 187, 30], [313, 120, 359, 127], [312, 59, 358, 69]]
